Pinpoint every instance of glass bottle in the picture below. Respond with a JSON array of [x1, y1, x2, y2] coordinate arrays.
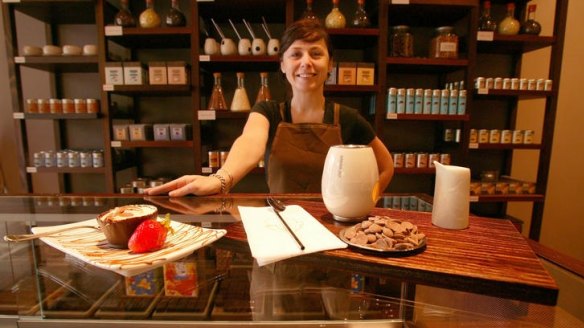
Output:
[[390, 25, 413, 57], [478, 0, 497, 32], [165, 0, 186, 27], [498, 2, 520, 35], [351, 0, 370, 28], [521, 4, 541, 35], [302, 0, 319, 22], [231, 72, 251, 112], [114, 0, 136, 27], [325, 0, 346, 29], [255, 72, 272, 105], [139, 0, 161, 28], [208, 72, 228, 111]]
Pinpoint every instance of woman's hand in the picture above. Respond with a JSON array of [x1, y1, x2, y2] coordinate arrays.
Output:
[[145, 175, 221, 197]]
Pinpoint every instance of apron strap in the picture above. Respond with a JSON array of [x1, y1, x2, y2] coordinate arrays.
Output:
[[279, 101, 340, 125]]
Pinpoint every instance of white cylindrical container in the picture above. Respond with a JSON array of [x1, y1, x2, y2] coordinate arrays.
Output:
[[238, 38, 252, 55], [251, 38, 266, 55], [322, 145, 379, 222], [267, 38, 280, 56], [220, 38, 237, 56], [204, 38, 220, 55]]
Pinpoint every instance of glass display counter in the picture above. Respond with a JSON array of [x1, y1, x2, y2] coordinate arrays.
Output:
[[0, 194, 580, 327]]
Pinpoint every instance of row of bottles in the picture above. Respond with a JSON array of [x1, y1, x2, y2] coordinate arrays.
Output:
[[115, 0, 186, 28], [208, 72, 272, 112], [302, 0, 370, 28], [479, 1, 541, 35]]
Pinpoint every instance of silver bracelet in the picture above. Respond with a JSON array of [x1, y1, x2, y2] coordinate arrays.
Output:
[[217, 168, 234, 190]]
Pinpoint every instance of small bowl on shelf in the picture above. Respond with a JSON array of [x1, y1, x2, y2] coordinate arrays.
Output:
[[22, 45, 42, 56], [42, 45, 62, 56], [62, 45, 82, 56], [82, 44, 98, 56]]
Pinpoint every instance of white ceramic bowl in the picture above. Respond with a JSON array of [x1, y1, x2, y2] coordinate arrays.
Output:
[[22, 45, 42, 56], [62, 45, 82, 56], [42, 45, 62, 56], [82, 44, 98, 56]]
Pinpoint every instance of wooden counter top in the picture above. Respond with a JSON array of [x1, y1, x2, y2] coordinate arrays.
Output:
[[219, 200, 558, 306]]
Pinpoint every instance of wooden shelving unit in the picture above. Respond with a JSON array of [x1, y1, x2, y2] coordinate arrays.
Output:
[[2, 0, 568, 239]]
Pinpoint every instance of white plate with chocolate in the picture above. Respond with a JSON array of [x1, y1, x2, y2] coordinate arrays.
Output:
[[339, 215, 426, 254]]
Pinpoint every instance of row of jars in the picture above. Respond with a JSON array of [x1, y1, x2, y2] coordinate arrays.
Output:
[[470, 129, 535, 145], [25, 98, 99, 114], [33, 150, 104, 168], [381, 196, 433, 213], [120, 177, 169, 194], [34, 196, 107, 207], [470, 180, 536, 195], [390, 25, 459, 59], [474, 77, 552, 91], [393, 152, 451, 169], [386, 88, 467, 116]]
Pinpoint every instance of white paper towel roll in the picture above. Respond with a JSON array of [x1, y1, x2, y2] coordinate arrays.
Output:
[[432, 161, 470, 229]]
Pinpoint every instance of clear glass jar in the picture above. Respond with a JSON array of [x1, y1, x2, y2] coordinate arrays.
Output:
[[430, 26, 458, 59], [390, 25, 414, 57]]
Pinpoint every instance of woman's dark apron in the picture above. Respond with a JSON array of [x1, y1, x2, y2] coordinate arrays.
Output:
[[267, 103, 342, 193]]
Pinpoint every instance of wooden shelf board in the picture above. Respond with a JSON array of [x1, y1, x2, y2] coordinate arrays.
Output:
[[470, 194, 545, 202], [198, 55, 278, 63], [26, 166, 105, 174], [474, 89, 554, 98], [395, 167, 436, 174], [478, 35, 556, 54], [105, 27, 192, 48], [15, 56, 98, 72], [105, 84, 191, 95], [111, 141, 194, 148], [324, 85, 379, 93], [469, 143, 542, 150], [15, 112, 99, 120], [386, 114, 469, 121], [327, 28, 380, 36]]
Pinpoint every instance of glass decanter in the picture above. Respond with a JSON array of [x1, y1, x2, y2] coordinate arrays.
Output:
[[497, 2, 520, 35], [114, 0, 136, 27], [351, 0, 370, 28], [255, 72, 272, 105], [165, 0, 186, 27], [231, 72, 251, 112], [139, 0, 161, 28], [520, 4, 541, 35], [208, 72, 228, 111], [302, 0, 319, 22], [325, 0, 346, 29], [478, 0, 497, 32]]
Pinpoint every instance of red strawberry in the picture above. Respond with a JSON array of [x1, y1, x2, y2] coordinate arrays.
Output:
[[128, 214, 172, 253]]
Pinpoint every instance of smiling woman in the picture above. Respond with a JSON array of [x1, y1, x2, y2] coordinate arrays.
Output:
[[146, 19, 394, 197]]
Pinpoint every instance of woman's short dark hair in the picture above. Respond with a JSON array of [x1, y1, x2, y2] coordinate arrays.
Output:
[[278, 19, 333, 60]]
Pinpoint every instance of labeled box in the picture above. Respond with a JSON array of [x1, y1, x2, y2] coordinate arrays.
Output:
[[338, 62, 356, 85], [356, 62, 375, 85], [112, 125, 129, 141], [149, 62, 168, 85], [125, 267, 163, 296], [105, 62, 124, 85], [124, 62, 147, 85], [153, 124, 170, 141], [163, 261, 198, 297], [129, 124, 153, 141], [167, 61, 188, 85], [169, 124, 191, 141], [325, 63, 337, 85]]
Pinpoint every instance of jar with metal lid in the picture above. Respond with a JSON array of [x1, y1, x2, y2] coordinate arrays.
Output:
[[430, 26, 458, 59], [390, 25, 414, 57]]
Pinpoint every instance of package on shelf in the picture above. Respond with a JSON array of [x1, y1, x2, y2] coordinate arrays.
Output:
[[129, 124, 153, 141], [474, 76, 552, 91], [149, 61, 167, 85], [123, 62, 148, 85], [166, 61, 189, 85], [169, 123, 191, 140], [105, 62, 124, 85], [356, 63, 375, 85], [153, 124, 170, 141], [163, 261, 198, 297], [113, 124, 130, 141], [338, 62, 356, 85], [325, 62, 337, 85], [470, 176, 536, 195]]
